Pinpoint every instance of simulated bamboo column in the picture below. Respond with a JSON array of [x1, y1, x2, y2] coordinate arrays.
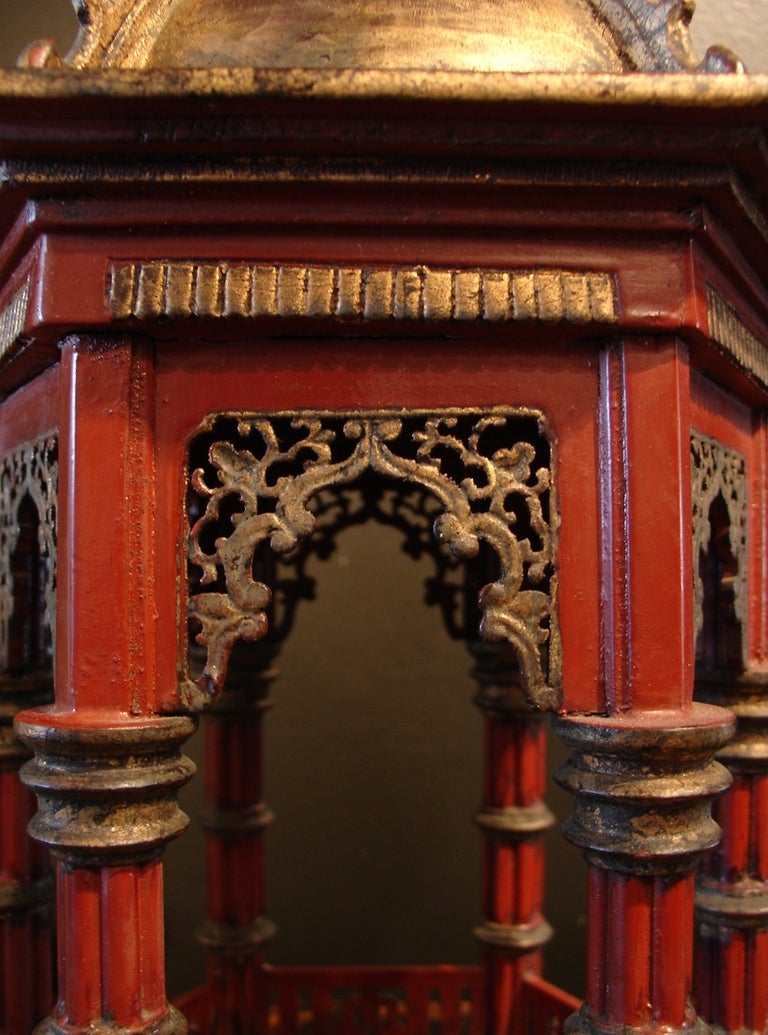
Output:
[[695, 670, 768, 1035], [471, 641, 554, 1035], [0, 674, 54, 1035], [198, 642, 277, 1031]]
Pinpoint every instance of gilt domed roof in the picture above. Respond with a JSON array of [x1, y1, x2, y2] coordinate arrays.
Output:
[[31, 0, 742, 75]]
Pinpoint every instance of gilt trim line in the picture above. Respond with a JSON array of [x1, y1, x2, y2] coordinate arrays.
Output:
[[108, 262, 619, 325], [707, 286, 768, 391]]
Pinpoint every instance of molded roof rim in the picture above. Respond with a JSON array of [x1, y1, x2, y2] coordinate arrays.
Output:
[[0, 68, 767, 110]]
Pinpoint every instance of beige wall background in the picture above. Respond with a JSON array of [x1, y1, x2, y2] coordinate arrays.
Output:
[[0, 0, 765, 1006]]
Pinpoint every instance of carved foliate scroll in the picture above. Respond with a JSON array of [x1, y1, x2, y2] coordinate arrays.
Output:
[[691, 429, 747, 667], [185, 410, 558, 711], [0, 435, 58, 669], [258, 480, 469, 648], [589, 0, 744, 72]]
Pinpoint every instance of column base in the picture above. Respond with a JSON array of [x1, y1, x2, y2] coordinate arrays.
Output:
[[34, 1005, 188, 1035], [565, 1004, 713, 1035]]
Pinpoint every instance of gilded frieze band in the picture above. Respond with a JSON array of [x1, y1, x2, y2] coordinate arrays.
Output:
[[109, 261, 619, 326], [0, 279, 30, 367], [707, 287, 768, 393]]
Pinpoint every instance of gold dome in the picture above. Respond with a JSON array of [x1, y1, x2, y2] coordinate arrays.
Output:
[[24, 0, 743, 75], [115, 0, 627, 73]]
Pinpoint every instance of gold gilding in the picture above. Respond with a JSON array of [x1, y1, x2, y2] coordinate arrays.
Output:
[[109, 261, 620, 326], [82, 0, 628, 73]]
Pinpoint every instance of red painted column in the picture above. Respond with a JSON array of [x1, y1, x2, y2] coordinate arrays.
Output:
[[695, 670, 768, 1035], [198, 642, 277, 1031], [0, 675, 54, 1035], [15, 336, 196, 1034], [554, 340, 735, 1035], [555, 707, 734, 1035], [17, 714, 195, 1035], [471, 641, 553, 1035]]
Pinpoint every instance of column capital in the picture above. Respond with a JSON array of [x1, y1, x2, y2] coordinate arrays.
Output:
[[554, 705, 735, 876], [15, 713, 196, 867]]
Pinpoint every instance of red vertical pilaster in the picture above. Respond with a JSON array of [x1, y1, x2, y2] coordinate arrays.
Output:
[[15, 336, 195, 1035], [472, 642, 553, 1035], [556, 339, 735, 1035]]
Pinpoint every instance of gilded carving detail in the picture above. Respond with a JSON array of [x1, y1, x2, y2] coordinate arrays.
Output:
[[109, 262, 619, 326], [707, 287, 768, 393], [26, 0, 741, 74], [588, 0, 743, 72], [0, 279, 30, 367], [186, 410, 558, 711], [690, 428, 747, 664], [0, 436, 58, 669]]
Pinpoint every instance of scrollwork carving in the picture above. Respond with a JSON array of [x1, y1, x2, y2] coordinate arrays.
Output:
[[690, 428, 747, 667], [590, 0, 744, 72], [185, 410, 558, 711], [0, 435, 58, 670]]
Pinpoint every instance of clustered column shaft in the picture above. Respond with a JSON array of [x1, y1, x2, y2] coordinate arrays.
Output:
[[695, 670, 768, 1035], [16, 713, 196, 1035], [197, 642, 277, 1030], [471, 641, 554, 1035], [555, 705, 735, 1035], [0, 674, 54, 1035]]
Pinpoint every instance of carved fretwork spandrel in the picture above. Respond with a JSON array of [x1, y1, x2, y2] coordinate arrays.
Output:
[[184, 409, 558, 712], [232, 476, 471, 652]]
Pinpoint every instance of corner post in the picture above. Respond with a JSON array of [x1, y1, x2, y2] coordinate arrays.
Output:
[[16, 335, 196, 1034], [555, 706, 735, 1035], [555, 339, 735, 1035]]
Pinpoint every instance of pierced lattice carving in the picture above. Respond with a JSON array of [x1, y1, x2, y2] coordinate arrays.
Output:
[[185, 410, 558, 711], [691, 429, 747, 666], [0, 435, 58, 669], [256, 479, 469, 649]]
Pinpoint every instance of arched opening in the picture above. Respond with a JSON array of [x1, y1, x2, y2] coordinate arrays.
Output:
[[7, 493, 52, 675], [264, 500, 482, 968], [696, 492, 742, 672], [173, 408, 575, 1032]]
